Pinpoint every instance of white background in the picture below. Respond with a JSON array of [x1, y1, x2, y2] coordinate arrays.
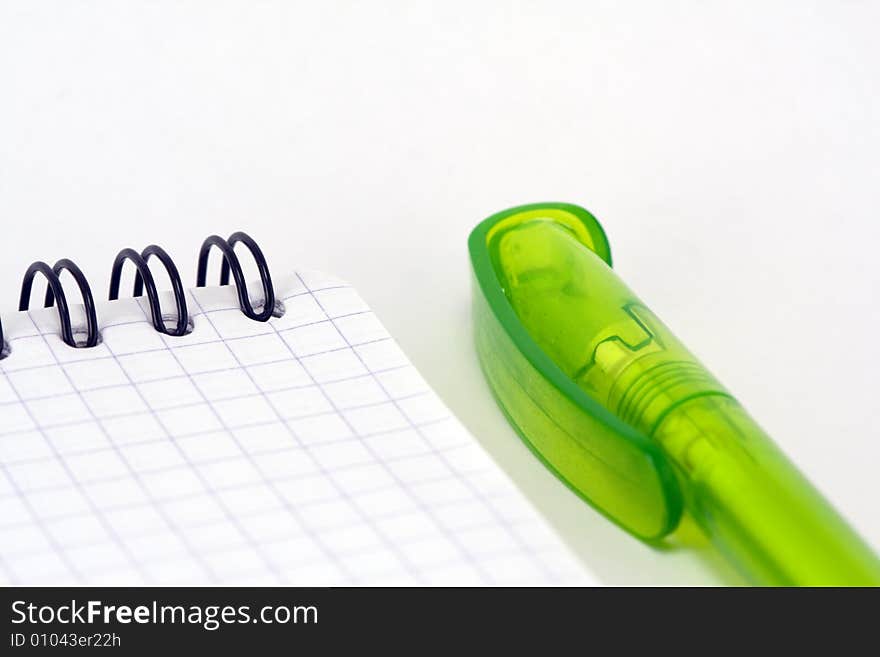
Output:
[[1, 2, 878, 585]]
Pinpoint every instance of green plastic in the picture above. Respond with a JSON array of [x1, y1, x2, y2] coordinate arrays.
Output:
[[469, 202, 880, 586]]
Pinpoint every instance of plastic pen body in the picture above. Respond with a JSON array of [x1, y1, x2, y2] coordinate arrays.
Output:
[[492, 216, 880, 585]]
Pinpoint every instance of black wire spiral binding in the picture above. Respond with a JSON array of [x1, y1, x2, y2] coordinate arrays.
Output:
[[196, 232, 276, 322], [18, 259, 101, 348], [109, 245, 191, 337], [2, 232, 274, 359]]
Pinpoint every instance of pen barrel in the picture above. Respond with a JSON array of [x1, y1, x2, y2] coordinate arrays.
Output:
[[602, 351, 880, 584], [652, 394, 880, 586], [601, 347, 880, 585], [488, 211, 880, 584]]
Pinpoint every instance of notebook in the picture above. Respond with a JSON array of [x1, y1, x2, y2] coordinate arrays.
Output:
[[0, 267, 594, 585]]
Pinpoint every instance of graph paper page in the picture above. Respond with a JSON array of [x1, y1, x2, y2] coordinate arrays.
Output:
[[0, 271, 594, 585]]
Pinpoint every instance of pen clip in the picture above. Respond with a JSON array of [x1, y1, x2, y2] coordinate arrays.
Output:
[[469, 203, 683, 540]]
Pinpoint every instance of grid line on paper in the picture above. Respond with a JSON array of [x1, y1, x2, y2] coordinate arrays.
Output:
[[0, 459, 499, 538], [0, 273, 588, 586], [296, 273, 561, 583], [262, 296, 497, 584], [0, 461, 52, 584], [0, 330, 382, 408], [125, 294, 332, 585], [20, 313, 166, 582], [0, 390, 432, 470], [0, 311, 375, 377], [23, 507, 547, 584], [187, 293, 431, 585], [0, 414, 455, 497], [23, 312, 220, 585], [0, 361, 410, 440], [51, 517, 552, 587], [97, 312, 260, 584], [147, 289, 404, 584], [1, 465, 519, 570], [0, 548, 15, 584], [0, 359, 107, 583]]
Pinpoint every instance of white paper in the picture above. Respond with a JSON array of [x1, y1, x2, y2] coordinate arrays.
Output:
[[0, 272, 594, 585]]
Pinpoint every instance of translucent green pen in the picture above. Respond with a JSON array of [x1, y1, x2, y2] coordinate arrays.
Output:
[[469, 202, 880, 586]]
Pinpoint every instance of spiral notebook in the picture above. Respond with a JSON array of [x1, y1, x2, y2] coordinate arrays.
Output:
[[0, 251, 592, 585]]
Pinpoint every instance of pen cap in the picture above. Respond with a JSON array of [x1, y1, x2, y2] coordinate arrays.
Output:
[[469, 203, 683, 540], [470, 202, 880, 584]]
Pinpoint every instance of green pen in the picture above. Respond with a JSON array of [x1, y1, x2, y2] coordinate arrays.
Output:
[[469, 202, 880, 586]]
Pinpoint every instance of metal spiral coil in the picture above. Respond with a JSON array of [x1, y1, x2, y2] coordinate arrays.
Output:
[[0, 231, 274, 360]]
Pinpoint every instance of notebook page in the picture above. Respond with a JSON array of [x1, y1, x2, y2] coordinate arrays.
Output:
[[0, 271, 594, 585]]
